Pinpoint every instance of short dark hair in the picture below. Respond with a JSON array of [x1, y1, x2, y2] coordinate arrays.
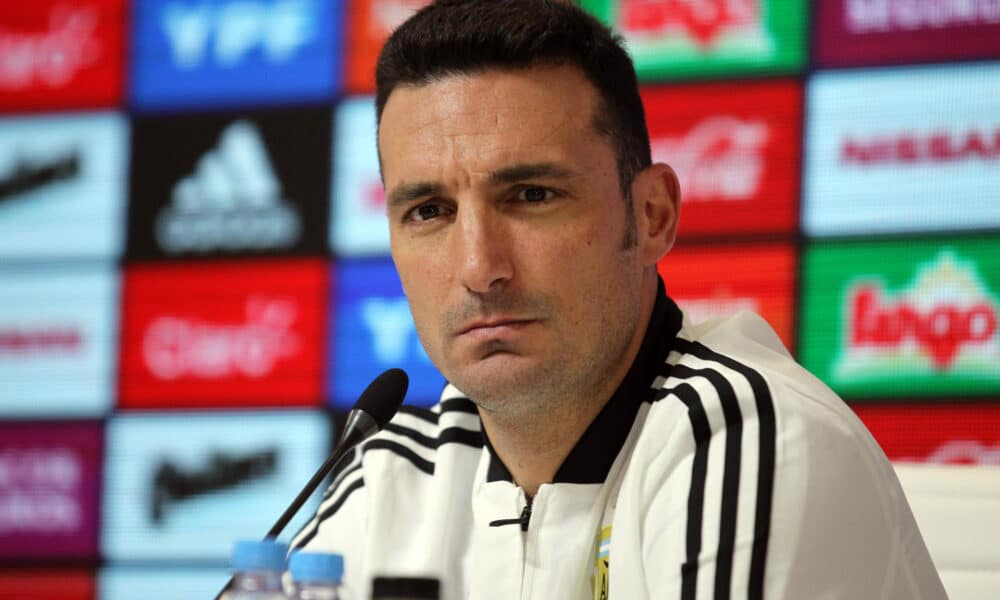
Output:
[[374, 0, 652, 246]]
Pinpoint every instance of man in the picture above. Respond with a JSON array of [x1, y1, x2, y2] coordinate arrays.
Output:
[[291, 1, 946, 598]]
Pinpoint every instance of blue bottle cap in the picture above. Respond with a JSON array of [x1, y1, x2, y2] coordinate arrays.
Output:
[[231, 540, 289, 572], [289, 550, 345, 583]]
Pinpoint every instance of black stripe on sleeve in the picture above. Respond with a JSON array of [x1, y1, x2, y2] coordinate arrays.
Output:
[[293, 477, 365, 551], [398, 405, 440, 424], [654, 381, 711, 600], [671, 363, 743, 600], [384, 423, 485, 452], [364, 439, 435, 475], [675, 339, 776, 600]]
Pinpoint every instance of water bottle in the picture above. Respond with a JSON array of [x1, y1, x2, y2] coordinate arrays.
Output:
[[288, 550, 348, 599], [371, 576, 440, 599], [225, 539, 289, 599]]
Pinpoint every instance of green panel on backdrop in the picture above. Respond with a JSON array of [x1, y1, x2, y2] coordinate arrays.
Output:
[[800, 237, 1000, 400], [579, 0, 808, 81]]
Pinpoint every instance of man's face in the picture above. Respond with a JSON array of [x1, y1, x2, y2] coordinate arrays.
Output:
[[378, 65, 650, 415]]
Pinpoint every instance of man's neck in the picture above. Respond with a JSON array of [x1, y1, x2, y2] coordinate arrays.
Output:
[[479, 394, 608, 499], [478, 277, 660, 498]]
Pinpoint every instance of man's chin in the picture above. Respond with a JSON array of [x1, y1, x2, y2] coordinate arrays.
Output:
[[447, 353, 551, 405]]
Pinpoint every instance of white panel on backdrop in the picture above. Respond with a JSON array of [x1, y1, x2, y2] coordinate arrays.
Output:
[[330, 96, 390, 255], [0, 112, 129, 259], [99, 567, 229, 599], [101, 411, 329, 561], [804, 62, 1000, 237], [0, 264, 119, 416]]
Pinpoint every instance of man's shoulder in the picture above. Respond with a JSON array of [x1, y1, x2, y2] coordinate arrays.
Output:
[[357, 384, 485, 478], [646, 309, 878, 461]]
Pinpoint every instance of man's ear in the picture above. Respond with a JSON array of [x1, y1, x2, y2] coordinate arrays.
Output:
[[630, 163, 681, 266]]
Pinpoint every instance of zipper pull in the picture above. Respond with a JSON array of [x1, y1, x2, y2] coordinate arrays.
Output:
[[519, 502, 532, 532]]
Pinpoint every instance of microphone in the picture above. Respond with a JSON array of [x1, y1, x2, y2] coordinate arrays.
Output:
[[265, 367, 408, 538], [214, 368, 408, 599]]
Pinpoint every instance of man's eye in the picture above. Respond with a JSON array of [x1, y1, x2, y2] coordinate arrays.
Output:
[[409, 203, 443, 222], [519, 187, 553, 203]]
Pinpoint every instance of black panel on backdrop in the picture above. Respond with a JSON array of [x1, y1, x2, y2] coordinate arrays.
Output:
[[127, 108, 332, 260]]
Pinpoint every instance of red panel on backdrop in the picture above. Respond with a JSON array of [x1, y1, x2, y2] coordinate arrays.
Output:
[[119, 259, 328, 409], [344, 0, 431, 94], [642, 80, 801, 238], [0, 0, 125, 113], [854, 403, 1000, 465], [0, 570, 94, 599], [814, 0, 1000, 67], [657, 243, 796, 351]]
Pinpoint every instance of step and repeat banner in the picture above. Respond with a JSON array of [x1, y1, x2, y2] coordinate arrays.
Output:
[[2, 0, 999, 596]]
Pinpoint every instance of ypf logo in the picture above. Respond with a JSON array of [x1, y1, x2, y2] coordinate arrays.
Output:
[[651, 116, 769, 202], [621, 0, 761, 45], [838, 250, 999, 376], [160, 0, 316, 69]]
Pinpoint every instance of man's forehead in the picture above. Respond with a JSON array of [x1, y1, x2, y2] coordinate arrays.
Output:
[[379, 65, 599, 135], [377, 66, 605, 177]]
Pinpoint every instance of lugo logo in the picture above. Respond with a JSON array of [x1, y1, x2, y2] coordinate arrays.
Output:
[[160, 0, 316, 69], [838, 250, 999, 376], [142, 296, 300, 380], [154, 121, 301, 253], [651, 116, 769, 202]]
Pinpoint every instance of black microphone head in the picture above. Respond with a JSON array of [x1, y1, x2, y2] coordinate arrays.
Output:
[[356, 368, 408, 428]]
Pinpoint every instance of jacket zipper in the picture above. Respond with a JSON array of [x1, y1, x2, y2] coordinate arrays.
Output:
[[487, 501, 533, 530]]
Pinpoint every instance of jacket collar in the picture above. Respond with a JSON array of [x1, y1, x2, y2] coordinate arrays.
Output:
[[483, 278, 682, 484]]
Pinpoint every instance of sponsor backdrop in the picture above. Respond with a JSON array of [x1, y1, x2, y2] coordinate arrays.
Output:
[[1, 0, 998, 595]]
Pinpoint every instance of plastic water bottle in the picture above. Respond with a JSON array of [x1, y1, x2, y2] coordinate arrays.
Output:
[[225, 539, 289, 599], [288, 551, 348, 599], [371, 576, 440, 599]]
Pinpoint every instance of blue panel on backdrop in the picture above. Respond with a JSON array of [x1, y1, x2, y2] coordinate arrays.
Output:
[[130, 0, 342, 110], [330, 259, 446, 410]]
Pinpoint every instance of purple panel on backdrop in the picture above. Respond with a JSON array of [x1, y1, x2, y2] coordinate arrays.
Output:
[[815, 0, 1000, 67], [0, 422, 102, 559]]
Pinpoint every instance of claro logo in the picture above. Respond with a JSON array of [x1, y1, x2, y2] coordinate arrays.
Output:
[[839, 250, 999, 374], [841, 126, 1000, 165], [0, 5, 103, 90], [651, 117, 769, 202], [142, 296, 301, 380], [621, 0, 761, 44]]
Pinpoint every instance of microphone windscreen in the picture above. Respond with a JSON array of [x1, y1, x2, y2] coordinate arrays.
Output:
[[356, 368, 409, 428]]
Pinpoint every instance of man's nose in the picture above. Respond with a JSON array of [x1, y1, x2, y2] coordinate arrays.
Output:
[[454, 204, 514, 294]]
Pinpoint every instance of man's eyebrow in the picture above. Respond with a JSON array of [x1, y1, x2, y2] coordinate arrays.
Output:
[[488, 162, 578, 185], [386, 181, 444, 209]]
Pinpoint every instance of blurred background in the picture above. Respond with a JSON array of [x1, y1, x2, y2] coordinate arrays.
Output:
[[1, 0, 999, 597]]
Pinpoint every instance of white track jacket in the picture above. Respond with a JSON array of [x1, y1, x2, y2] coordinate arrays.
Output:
[[291, 284, 947, 600]]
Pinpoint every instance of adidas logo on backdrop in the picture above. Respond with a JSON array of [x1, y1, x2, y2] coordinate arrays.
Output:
[[154, 120, 302, 253]]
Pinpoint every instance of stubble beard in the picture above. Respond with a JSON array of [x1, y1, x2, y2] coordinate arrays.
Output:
[[433, 255, 644, 432]]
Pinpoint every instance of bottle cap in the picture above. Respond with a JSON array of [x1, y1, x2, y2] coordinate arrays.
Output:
[[289, 550, 345, 583], [372, 576, 441, 599], [231, 539, 289, 572]]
